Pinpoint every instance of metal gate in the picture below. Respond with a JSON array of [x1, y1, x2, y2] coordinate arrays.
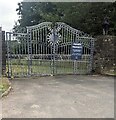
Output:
[[6, 22, 94, 77]]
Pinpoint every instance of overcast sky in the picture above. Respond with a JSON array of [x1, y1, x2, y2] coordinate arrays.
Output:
[[0, 0, 23, 32]]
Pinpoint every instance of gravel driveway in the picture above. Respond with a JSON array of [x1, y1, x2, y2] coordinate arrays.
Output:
[[2, 75, 114, 118]]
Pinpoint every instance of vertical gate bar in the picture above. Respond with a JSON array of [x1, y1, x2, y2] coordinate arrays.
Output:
[[35, 30, 37, 74], [25, 35, 28, 76], [61, 26, 64, 74], [44, 27, 46, 73], [72, 30, 75, 74], [83, 41, 88, 73], [15, 35, 18, 76], [45, 27, 47, 55], [72, 31, 75, 74], [21, 35, 24, 76], [90, 38, 94, 74], [52, 24, 55, 75], [33, 30, 35, 55], [83, 40, 85, 72], [18, 36, 21, 76], [25, 35, 27, 75], [31, 30, 33, 74], [42, 28, 44, 73], [66, 27, 68, 73], [21, 36, 23, 55], [22, 35, 25, 76], [23, 35, 26, 76], [80, 38, 82, 73], [83, 39, 85, 73], [80, 39, 82, 74], [6, 32, 10, 77], [13, 35, 15, 76], [87, 40, 89, 73], [35, 30, 37, 73], [63, 26, 65, 74], [65, 27, 67, 73], [74, 31, 77, 74], [42, 29, 43, 57], [9, 33, 12, 77], [62, 26, 67, 73], [32, 30, 34, 74], [55, 24, 58, 75], [50, 25, 52, 75], [42, 28, 43, 74], [25, 35, 27, 55], [69, 28, 71, 73], [40, 28, 42, 75], [31, 31, 32, 74], [67, 27, 69, 54], [19, 37, 23, 76], [14, 37, 18, 76], [45, 27, 47, 73], [64, 26, 66, 73], [24, 35, 27, 76], [44, 27, 47, 74], [36, 30, 38, 55], [15, 34, 18, 76], [38, 29, 40, 74], [27, 28, 32, 76], [78, 38, 80, 74], [40, 29, 43, 74], [83, 40, 88, 73], [88, 39, 90, 73], [42, 28, 44, 74], [78, 38, 81, 74], [83, 39, 85, 72]]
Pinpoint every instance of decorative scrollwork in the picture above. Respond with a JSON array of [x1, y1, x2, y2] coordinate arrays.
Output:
[[47, 25, 62, 46]]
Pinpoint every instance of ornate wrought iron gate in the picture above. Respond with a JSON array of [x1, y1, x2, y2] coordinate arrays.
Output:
[[6, 22, 94, 77]]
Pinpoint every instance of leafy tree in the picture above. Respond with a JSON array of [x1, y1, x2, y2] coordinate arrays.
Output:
[[13, 2, 116, 35], [79, 2, 116, 36]]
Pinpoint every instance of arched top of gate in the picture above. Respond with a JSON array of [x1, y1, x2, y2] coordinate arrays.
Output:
[[26, 22, 52, 30], [26, 22, 94, 40], [56, 22, 94, 39]]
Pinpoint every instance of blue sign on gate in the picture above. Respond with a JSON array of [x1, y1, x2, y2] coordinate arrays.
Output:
[[71, 42, 83, 60]]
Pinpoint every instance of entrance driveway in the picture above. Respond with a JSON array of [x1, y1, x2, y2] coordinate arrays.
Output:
[[2, 75, 114, 118]]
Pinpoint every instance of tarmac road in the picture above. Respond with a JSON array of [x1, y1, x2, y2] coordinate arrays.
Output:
[[2, 75, 114, 118]]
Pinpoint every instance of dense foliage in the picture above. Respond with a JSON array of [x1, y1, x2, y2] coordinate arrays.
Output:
[[14, 2, 116, 36]]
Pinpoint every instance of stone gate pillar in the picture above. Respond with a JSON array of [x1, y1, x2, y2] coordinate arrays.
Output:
[[0, 27, 6, 76], [2, 31, 6, 75]]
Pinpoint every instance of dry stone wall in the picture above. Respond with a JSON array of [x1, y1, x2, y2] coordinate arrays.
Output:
[[93, 35, 115, 74]]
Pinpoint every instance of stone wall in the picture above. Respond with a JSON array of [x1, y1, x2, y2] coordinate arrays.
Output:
[[93, 35, 115, 74]]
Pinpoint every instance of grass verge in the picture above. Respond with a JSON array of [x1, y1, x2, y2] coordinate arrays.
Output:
[[0, 77, 10, 94]]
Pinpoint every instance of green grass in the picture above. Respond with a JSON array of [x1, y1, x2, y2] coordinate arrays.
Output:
[[0, 77, 10, 93]]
